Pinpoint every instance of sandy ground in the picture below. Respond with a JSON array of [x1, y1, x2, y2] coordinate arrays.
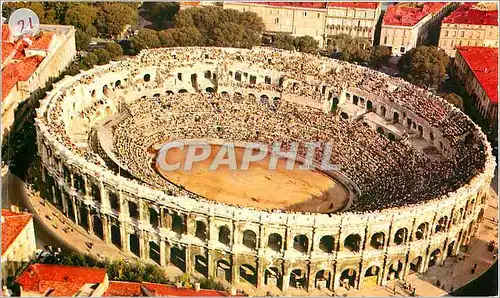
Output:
[[155, 144, 349, 213]]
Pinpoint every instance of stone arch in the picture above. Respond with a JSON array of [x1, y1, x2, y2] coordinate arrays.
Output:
[[144, 74, 151, 82], [265, 75, 271, 84], [260, 94, 269, 104], [73, 174, 85, 193], [386, 260, 403, 280], [109, 191, 119, 211], [239, 264, 257, 286], [149, 208, 159, 229], [178, 89, 188, 93], [377, 127, 384, 135], [394, 228, 408, 245], [268, 233, 282, 252], [409, 256, 423, 273], [234, 92, 243, 100], [153, 93, 160, 98], [393, 111, 399, 123], [115, 80, 121, 87], [111, 224, 121, 248], [367, 100, 373, 110], [248, 93, 256, 100], [370, 232, 385, 250], [415, 222, 429, 240], [170, 246, 186, 271], [91, 184, 101, 203], [195, 255, 208, 277], [293, 234, 309, 253], [149, 240, 160, 265], [380, 106, 386, 117], [129, 233, 140, 257], [344, 234, 361, 252], [289, 268, 306, 289], [353, 95, 359, 105], [91, 90, 96, 97], [435, 216, 448, 233], [249, 74, 257, 84], [221, 91, 229, 97], [319, 235, 335, 253], [172, 214, 186, 234], [364, 265, 381, 287], [166, 90, 174, 95], [218, 226, 231, 245], [93, 215, 103, 239], [128, 201, 139, 220], [204, 70, 212, 79], [195, 221, 207, 241], [265, 267, 282, 288], [242, 230, 257, 250], [205, 87, 215, 93], [478, 208, 485, 222], [428, 248, 441, 267], [216, 259, 231, 281], [315, 269, 332, 289], [447, 241, 456, 257], [340, 112, 348, 120], [387, 133, 396, 141], [340, 268, 357, 288], [235, 71, 242, 82]]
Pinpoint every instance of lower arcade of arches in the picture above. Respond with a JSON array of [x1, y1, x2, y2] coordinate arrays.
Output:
[[37, 164, 484, 292]]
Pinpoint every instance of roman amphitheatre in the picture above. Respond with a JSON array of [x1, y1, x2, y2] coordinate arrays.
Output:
[[35, 46, 495, 294]]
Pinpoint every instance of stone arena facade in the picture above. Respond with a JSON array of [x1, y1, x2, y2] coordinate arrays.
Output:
[[34, 47, 495, 292]]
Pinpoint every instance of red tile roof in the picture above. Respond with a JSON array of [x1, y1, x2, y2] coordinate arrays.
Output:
[[28, 31, 55, 50], [16, 264, 107, 296], [104, 281, 144, 296], [2, 55, 44, 100], [246, 2, 327, 9], [327, 2, 379, 10], [143, 282, 229, 296], [383, 2, 448, 27], [456, 46, 498, 104], [443, 2, 498, 26], [1, 210, 33, 255]]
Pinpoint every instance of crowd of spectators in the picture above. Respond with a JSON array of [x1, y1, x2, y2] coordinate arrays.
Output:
[[38, 47, 488, 213]]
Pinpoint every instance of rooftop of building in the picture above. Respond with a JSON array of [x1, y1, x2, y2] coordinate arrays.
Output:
[[1, 24, 56, 101], [1, 209, 33, 256], [244, 2, 327, 9], [15, 264, 107, 296], [103, 280, 238, 296], [456, 46, 498, 104], [383, 2, 448, 27], [104, 281, 144, 296], [443, 2, 498, 26], [327, 2, 380, 10]]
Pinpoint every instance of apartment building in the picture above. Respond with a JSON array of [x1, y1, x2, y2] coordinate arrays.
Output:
[[438, 2, 498, 57], [1, 24, 76, 142], [325, 2, 382, 46], [223, 2, 327, 47], [454, 46, 498, 125], [380, 2, 458, 56]]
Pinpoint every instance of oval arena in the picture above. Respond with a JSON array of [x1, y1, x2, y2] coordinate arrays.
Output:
[[35, 47, 495, 293]]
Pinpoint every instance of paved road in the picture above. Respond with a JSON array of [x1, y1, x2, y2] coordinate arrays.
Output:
[[2, 172, 72, 252]]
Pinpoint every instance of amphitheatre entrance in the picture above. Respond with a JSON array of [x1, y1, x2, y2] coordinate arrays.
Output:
[[154, 144, 349, 213]]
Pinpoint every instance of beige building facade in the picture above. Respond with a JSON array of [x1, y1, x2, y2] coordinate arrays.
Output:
[[325, 2, 382, 46], [438, 2, 498, 57], [223, 2, 327, 47], [380, 3, 457, 56]]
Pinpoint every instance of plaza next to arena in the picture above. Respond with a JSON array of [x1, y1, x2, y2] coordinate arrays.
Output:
[[34, 47, 495, 292]]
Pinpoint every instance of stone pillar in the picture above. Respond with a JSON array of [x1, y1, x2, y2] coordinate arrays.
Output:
[[164, 211, 172, 230], [165, 241, 171, 265], [159, 208, 165, 228], [282, 267, 290, 291], [160, 239, 167, 266], [231, 255, 239, 284], [61, 190, 68, 215], [120, 222, 129, 253], [71, 196, 79, 225], [256, 258, 264, 288], [86, 207, 93, 233], [185, 245, 192, 274], [103, 215, 111, 244], [207, 250, 215, 279], [139, 231, 148, 260]]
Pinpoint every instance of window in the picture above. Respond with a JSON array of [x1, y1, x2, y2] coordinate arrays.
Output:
[[400, 47, 405, 53], [275, 17, 279, 24], [444, 30, 448, 37], [303, 12, 307, 17], [383, 36, 388, 44], [460, 31, 464, 37], [317, 13, 320, 18]]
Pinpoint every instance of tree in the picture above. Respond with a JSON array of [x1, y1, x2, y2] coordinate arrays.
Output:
[[158, 27, 202, 47], [293, 35, 319, 54], [75, 29, 92, 51], [327, 34, 371, 63], [129, 29, 161, 53], [82, 52, 99, 67], [96, 3, 138, 38], [369, 45, 391, 68], [273, 33, 295, 51], [443, 93, 464, 110], [398, 46, 450, 89], [105, 42, 124, 59], [92, 49, 112, 65], [146, 2, 180, 30], [63, 3, 98, 29], [272, 33, 296, 51]]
